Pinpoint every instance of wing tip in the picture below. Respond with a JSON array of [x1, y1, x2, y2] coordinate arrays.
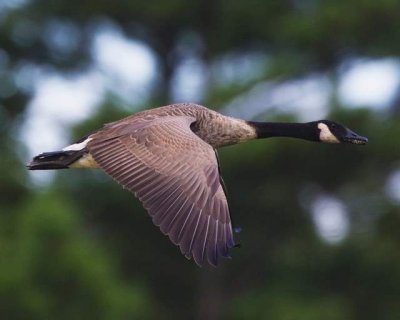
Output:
[[180, 241, 237, 268]]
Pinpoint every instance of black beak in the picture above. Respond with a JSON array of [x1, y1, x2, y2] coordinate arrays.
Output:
[[341, 128, 368, 145]]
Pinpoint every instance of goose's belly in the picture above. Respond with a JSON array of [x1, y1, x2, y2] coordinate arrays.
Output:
[[69, 153, 100, 169]]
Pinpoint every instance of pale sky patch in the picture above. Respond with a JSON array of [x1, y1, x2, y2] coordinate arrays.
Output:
[[339, 58, 400, 109], [0, 0, 28, 10], [92, 25, 157, 104], [171, 57, 208, 103], [311, 194, 350, 244], [385, 170, 400, 204], [223, 74, 331, 121]]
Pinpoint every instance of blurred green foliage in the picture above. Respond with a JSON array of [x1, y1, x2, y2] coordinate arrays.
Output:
[[0, 191, 152, 319], [1, 0, 400, 319]]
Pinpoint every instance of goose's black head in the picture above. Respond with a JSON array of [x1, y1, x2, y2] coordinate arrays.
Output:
[[316, 120, 368, 145]]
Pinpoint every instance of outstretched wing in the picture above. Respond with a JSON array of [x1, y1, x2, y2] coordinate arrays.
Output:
[[87, 116, 235, 266]]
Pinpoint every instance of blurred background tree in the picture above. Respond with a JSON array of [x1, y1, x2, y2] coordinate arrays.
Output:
[[1, 0, 400, 319]]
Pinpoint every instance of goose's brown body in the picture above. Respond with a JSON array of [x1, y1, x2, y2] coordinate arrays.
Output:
[[84, 103, 256, 266], [94, 103, 257, 148]]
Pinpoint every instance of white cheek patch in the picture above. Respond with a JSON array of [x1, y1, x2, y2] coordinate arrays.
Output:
[[62, 137, 92, 151], [318, 123, 340, 143]]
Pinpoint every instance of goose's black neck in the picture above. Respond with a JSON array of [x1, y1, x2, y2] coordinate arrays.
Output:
[[248, 121, 319, 142]]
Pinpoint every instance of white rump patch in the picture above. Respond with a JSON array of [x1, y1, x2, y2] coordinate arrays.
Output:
[[318, 123, 340, 143], [62, 137, 92, 151]]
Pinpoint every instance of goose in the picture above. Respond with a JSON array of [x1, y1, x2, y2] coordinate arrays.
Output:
[[27, 103, 368, 267]]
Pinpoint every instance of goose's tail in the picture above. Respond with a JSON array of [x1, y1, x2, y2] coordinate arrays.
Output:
[[27, 150, 85, 170]]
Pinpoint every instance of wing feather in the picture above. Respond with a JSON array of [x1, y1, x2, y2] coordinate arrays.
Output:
[[88, 115, 235, 266]]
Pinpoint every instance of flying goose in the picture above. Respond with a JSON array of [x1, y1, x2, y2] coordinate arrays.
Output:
[[28, 103, 368, 266]]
